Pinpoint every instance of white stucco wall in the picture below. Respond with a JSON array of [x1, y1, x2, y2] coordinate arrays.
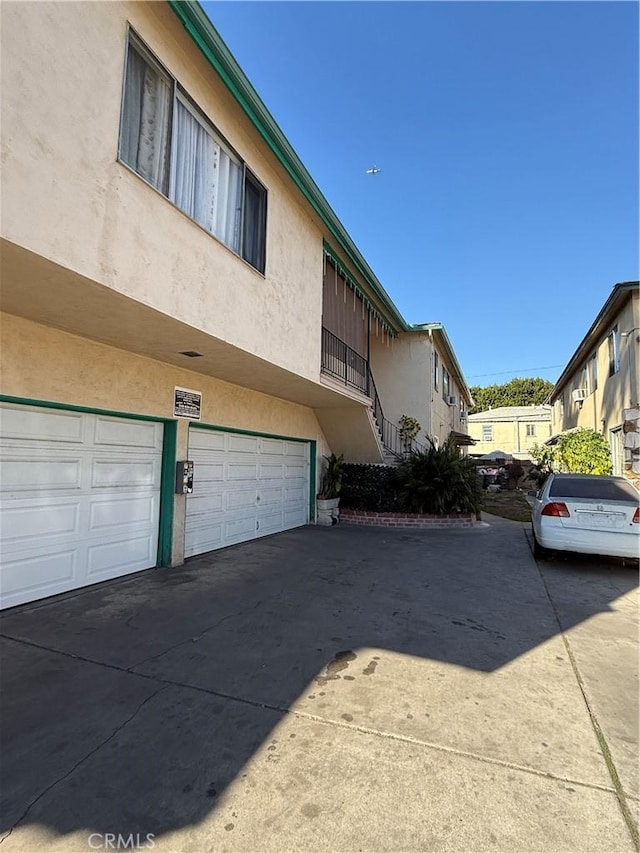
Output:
[[370, 331, 466, 447], [1, 1, 324, 381]]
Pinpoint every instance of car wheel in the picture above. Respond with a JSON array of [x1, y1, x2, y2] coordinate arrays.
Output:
[[532, 527, 549, 560]]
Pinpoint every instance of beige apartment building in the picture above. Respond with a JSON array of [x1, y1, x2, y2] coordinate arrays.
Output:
[[467, 406, 552, 460], [0, 0, 471, 608], [549, 281, 639, 480]]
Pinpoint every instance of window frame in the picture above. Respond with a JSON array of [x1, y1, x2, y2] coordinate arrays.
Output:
[[608, 326, 620, 376], [526, 423, 536, 438], [442, 366, 450, 401], [118, 28, 267, 274], [433, 352, 439, 390], [482, 425, 493, 442]]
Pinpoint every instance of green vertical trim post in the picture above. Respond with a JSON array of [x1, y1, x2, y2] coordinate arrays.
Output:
[[309, 440, 317, 522], [158, 420, 177, 567]]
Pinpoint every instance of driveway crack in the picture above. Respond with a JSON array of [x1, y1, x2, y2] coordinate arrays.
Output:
[[0, 685, 167, 844], [129, 598, 266, 671]]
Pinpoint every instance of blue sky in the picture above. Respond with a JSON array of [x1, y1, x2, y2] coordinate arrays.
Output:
[[202, 0, 639, 387]]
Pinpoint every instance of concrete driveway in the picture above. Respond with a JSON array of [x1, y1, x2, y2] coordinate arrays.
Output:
[[1, 516, 637, 852]]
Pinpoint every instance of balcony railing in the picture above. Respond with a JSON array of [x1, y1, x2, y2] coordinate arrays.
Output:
[[321, 326, 427, 460], [321, 327, 368, 395]]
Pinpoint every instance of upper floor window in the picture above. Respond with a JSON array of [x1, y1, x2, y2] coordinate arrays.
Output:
[[433, 352, 439, 390], [442, 367, 450, 400], [608, 326, 620, 376], [526, 423, 536, 437], [482, 425, 493, 442], [588, 352, 598, 392], [119, 32, 266, 273]]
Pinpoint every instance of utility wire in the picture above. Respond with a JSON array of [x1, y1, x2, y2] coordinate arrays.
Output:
[[467, 364, 563, 379]]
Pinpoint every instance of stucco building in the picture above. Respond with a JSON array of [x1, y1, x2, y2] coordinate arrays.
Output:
[[0, 0, 471, 608], [549, 281, 639, 481], [467, 406, 552, 460]]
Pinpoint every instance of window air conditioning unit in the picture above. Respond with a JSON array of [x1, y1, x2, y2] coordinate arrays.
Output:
[[571, 388, 588, 402], [447, 396, 457, 406]]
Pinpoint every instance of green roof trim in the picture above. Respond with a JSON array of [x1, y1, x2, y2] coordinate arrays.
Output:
[[168, 0, 407, 332], [409, 322, 473, 404]]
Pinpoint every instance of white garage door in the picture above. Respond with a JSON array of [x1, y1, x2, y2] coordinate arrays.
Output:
[[185, 428, 310, 557], [0, 403, 164, 609]]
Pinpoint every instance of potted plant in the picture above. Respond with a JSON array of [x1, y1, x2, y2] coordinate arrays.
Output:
[[316, 452, 344, 525]]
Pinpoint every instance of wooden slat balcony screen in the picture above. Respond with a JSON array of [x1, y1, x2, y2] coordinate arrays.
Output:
[[322, 259, 367, 357]]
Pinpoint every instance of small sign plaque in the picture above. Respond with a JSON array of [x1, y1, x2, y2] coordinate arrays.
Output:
[[174, 386, 202, 420]]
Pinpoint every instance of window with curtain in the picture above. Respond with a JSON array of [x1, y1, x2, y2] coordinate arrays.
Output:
[[119, 31, 267, 273], [442, 367, 450, 400]]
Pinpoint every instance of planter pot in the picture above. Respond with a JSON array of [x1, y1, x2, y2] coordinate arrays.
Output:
[[316, 497, 340, 526]]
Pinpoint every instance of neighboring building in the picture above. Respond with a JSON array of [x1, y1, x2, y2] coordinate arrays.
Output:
[[371, 323, 474, 454], [0, 0, 471, 608], [467, 406, 553, 460], [549, 281, 639, 481]]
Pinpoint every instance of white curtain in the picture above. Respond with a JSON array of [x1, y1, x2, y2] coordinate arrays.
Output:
[[121, 46, 171, 191], [171, 99, 242, 251]]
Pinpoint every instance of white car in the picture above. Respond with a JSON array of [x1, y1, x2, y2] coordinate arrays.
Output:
[[531, 473, 640, 561]]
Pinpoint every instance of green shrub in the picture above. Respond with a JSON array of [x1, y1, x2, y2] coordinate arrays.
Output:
[[341, 440, 481, 515], [395, 439, 482, 515]]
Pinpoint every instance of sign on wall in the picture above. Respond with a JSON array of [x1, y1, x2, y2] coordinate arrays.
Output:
[[174, 387, 202, 420]]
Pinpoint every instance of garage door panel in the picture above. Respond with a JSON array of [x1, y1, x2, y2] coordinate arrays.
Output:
[[227, 463, 258, 481], [86, 534, 156, 577], [91, 458, 160, 490], [284, 441, 306, 458], [184, 524, 223, 557], [225, 516, 256, 540], [257, 511, 284, 533], [285, 463, 306, 479], [228, 435, 258, 454], [88, 494, 158, 531], [227, 489, 257, 510], [0, 403, 163, 609], [1, 456, 83, 493], [259, 463, 284, 480], [0, 407, 84, 444], [260, 438, 285, 455], [194, 462, 225, 483], [187, 492, 224, 516], [93, 417, 163, 450], [1, 549, 77, 606], [284, 507, 307, 526], [1, 500, 81, 544], [190, 431, 225, 452], [284, 487, 305, 503], [260, 487, 284, 506]]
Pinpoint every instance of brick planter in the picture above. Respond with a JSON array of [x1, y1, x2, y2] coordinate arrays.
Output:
[[339, 509, 476, 529]]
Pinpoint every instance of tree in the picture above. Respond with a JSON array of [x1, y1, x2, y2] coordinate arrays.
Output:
[[469, 377, 554, 414]]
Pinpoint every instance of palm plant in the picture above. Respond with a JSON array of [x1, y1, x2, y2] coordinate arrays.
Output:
[[395, 437, 481, 514]]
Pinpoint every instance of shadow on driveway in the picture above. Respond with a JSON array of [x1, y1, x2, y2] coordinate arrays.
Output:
[[1, 521, 637, 845]]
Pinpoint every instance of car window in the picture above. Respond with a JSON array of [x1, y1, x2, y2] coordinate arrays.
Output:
[[549, 477, 639, 502]]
